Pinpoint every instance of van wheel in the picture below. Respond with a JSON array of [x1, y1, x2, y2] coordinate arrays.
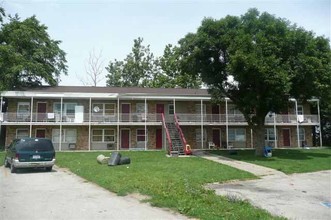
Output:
[[10, 162, 16, 173], [4, 158, 10, 168], [45, 166, 52, 172]]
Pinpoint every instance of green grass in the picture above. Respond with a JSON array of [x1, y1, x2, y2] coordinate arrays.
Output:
[[210, 148, 331, 174], [0, 151, 4, 166], [55, 151, 284, 220]]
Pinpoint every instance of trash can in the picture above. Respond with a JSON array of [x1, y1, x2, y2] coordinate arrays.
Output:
[[264, 146, 272, 157]]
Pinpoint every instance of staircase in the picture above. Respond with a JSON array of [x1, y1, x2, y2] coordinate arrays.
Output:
[[166, 122, 185, 155]]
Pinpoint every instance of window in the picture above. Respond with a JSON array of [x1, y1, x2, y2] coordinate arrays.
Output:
[[297, 105, 304, 115], [92, 129, 115, 142], [54, 103, 77, 116], [17, 102, 30, 120], [136, 103, 147, 113], [92, 103, 116, 115], [228, 128, 246, 142], [16, 129, 29, 139], [265, 128, 276, 141], [52, 129, 77, 143], [227, 105, 242, 115], [195, 129, 207, 142], [195, 104, 206, 114], [299, 128, 305, 141], [168, 104, 174, 115], [136, 129, 147, 142]]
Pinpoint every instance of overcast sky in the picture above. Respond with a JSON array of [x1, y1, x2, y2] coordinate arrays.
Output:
[[3, 0, 331, 86]]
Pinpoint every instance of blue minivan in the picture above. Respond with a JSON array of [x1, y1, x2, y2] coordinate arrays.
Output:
[[4, 138, 56, 173]]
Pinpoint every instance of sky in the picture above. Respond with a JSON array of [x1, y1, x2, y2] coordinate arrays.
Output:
[[3, 0, 331, 86]]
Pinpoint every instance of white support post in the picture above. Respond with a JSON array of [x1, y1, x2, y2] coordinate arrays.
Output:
[[200, 99, 203, 149], [173, 98, 176, 114], [0, 96, 3, 142], [117, 96, 120, 151], [59, 97, 63, 151], [88, 97, 91, 151], [225, 98, 229, 149], [29, 97, 33, 137], [317, 100, 322, 147], [144, 98, 147, 151], [295, 99, 300, 148], [274, 113, 277, 148]]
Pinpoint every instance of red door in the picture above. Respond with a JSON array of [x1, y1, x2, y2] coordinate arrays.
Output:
[[121, 129, 130, 149], [121, 104, 130, 122], [156, 104, 164, 121], [282, 129, 290, 147], [36, 129, 46, 138], [156, 129, 162, 149], [37, 102, 47, 121], [212, 129, 221, 148], [212, 105, 220, 122]]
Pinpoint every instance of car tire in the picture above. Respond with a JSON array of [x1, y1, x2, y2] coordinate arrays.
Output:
[[4, 158, 10, 168], [45, 166, 52, 172], [10, 162, 16, 173]]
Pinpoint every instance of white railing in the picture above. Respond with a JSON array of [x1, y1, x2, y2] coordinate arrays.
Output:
[[1, 112, 319, 124]]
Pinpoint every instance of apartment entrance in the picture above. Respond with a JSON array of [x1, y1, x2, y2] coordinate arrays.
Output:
[[212, 105, 220, 121], [212, 129, 221, 148], [156, 129, 162, 149], [156, 104, 164, 121], [37, 102, 47, 121], [121, 103, 130, 122], [121, 129, 130, 149], [282, 129, 291, 147]]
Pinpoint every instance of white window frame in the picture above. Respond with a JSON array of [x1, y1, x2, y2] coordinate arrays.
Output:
[[53, 102, 77, 116], [265, 128, 276, 141], [16, 129, 29, 139], [227, 104, 242, 115], [299, 128, 305, 141], [168, 104, 174, 115], [92, 103, 116, 116], [297, 105, 304, 115], [92, 129, 115, 143], [52, 129, 77, 143], [17, 102, 30, 120], [228, 128, 246, 142], [195, 129, 207, 142], [136, 129, 148, 142], [195, 104, 206, 114]]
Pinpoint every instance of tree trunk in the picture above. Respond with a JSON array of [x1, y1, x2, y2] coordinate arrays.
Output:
[[254, 125, 266, 156]]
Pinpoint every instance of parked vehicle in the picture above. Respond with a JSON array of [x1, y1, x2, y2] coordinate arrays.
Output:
[[4, 138, 56, 173]]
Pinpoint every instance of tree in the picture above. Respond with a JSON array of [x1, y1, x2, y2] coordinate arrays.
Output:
[[177, 8, 331, 155], [78, 49, 105, 86], [106, 37, 155, 87], [0, 11, 67, 91]]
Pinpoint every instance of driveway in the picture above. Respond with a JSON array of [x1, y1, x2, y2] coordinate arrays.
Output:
[[207, 170, 331, 220], [0, 166, 188, 220]]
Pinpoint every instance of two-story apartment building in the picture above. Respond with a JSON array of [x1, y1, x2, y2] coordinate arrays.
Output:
[[0, 86, 321, 154]]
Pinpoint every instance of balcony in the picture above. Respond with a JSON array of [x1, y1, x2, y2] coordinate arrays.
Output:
[[0, 112, 319, 125]]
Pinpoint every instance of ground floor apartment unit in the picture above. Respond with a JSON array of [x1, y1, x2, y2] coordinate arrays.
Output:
[[0, 86, 322, 152]]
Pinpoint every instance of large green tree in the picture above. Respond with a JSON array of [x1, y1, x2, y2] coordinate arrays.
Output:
[[0, 11, 67, 91], [178, 8, 331, 155]]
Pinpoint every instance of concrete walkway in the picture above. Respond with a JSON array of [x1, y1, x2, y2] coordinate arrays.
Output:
[[193, 150, 286, 177]]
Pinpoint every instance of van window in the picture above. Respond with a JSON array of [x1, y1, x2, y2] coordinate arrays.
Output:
[[16, 139, 54, 152]]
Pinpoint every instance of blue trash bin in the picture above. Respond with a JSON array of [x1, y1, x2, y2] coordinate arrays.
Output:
[[264, 146, 272, 157]]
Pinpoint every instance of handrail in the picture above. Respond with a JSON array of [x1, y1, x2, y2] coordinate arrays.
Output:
[[161, 113, 172, 154], [174, 113, 191, 155]]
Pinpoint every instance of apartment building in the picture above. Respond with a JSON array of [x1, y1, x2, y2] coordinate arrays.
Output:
[[0, 86, 321, 154]]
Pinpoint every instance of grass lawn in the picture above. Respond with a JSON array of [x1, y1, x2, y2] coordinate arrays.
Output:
[[209, 148, 331, 174], [54, 151, 284, 220]]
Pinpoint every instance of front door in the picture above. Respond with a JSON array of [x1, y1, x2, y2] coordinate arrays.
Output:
[[37, 102, 47, 121], [212, 104, 220, 122], [121, 103, 130, 122], [156, 104, 164, 121], [36, 129, 46, 138], [121, 129, 130, 149], [282, 129, 291, 147], [212, 129, 221, 148], [156, 129, 162, 149]]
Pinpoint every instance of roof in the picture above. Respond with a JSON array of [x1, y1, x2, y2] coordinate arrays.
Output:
[[1, 86, 212, 100]]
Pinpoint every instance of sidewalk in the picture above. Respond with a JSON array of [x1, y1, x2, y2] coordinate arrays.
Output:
[[193, 150, 286, 177]]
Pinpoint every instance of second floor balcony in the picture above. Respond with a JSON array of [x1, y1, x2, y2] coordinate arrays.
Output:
[[0, 112, 320, 126]]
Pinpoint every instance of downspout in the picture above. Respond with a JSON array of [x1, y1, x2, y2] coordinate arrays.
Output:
[[30, 97, 33, 137], [59, 97, 63, 151], [88, 97, 91, 151], [317, 100, 322, 147]]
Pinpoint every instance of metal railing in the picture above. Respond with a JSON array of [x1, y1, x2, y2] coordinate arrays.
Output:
[[1, 112, 319, 124]]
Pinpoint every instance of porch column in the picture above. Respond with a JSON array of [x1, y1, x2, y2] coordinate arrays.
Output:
[[0, 96, 3, 142], [225, 98, 229, 149], [59, 97, 63, 151], [144, 98, 147, 150], [317, 100, 322, 147], [200, 99, 203, 149], [29, 97, 34, 137], [88, 97, 91, 151], [173, 98, 176, 114], [294, 99, 300, 147], [274, 113, 277, 148], [117, 96, 120, 151]]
